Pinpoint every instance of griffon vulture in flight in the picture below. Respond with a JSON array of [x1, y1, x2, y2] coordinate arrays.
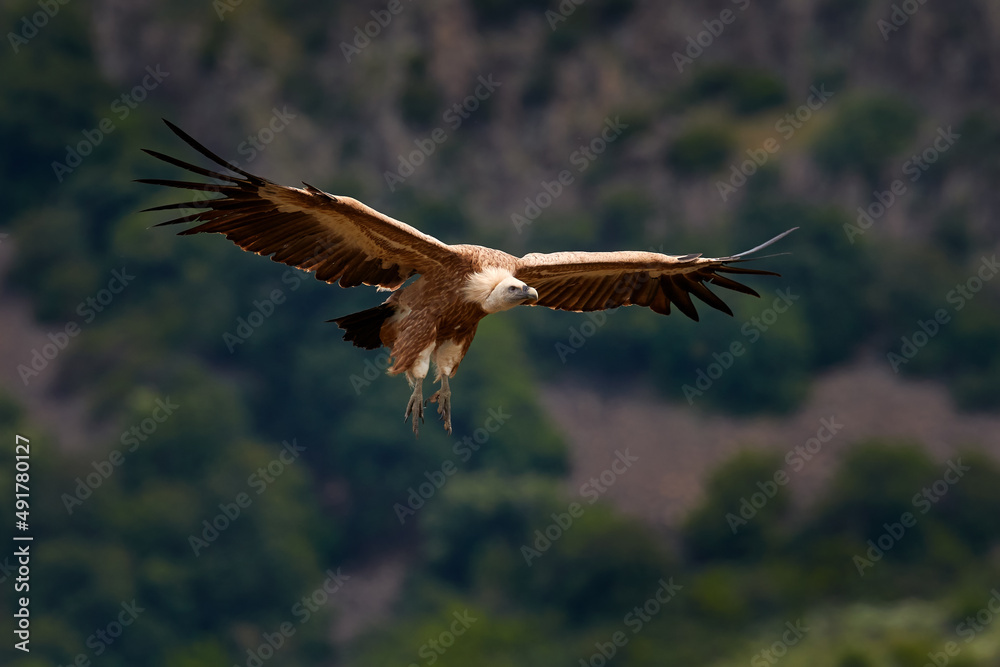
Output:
[[139, 120, 794, 436]]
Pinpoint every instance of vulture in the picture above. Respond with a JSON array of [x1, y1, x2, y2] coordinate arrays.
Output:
[[139, 120, 794, 435]]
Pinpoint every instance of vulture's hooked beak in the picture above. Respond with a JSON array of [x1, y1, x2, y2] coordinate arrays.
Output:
[[523, 286, 539, 302]]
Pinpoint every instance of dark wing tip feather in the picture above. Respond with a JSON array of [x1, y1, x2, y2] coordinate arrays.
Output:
[[660, 230, 795, 319], [707, 274, 761, 298], [140, 200, 214, 213], [683, 277, 734, 316], [152, 213, 206, 228], [141, 148, 242, 184], [715, 266, 781, 277], [135, 177, 240, 194], [160, 118, 261, 182], [660, 276, 700, 321]]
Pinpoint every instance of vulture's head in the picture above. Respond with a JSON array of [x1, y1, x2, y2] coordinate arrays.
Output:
[[465, 269, 539, 313]]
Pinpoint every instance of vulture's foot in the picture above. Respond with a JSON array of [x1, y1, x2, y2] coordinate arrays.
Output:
[[428, 375, 452, 435], [404, 379, 424, 437]]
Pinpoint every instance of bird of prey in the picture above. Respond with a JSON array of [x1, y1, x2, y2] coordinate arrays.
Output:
[[139, 120, 794, 436]]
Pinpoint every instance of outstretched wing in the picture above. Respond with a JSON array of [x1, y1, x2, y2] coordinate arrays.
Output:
[[137, 119, 459, 290], [513, 229, 796, 320]]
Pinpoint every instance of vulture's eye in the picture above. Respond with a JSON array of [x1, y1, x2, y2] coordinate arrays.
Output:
[[508, 285, 518, 293]]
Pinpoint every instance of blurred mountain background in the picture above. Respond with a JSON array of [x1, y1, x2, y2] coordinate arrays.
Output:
[[2, 0, 1000, 665]]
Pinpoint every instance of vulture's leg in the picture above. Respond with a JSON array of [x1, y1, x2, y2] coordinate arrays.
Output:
[[429, 375, 452, 435], [404, 345, 434, 437], [404, 377, 424, 437]]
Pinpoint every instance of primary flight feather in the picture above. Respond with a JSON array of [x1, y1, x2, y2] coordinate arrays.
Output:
[[139, 119, 795, 436]]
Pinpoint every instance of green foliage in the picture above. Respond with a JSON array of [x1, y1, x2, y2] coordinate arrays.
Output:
[[680, 439, 1000, 610], [736, 198, 874, 370], [469, 0, 550, 28], [686, 566, 753, 623], [782, 441, 1000, 599], [666, 124, 736, 175], [0, 396, 333, 667], [421, 472, 567, 586], [922, 302, 1000, 411], [595, 187, 653, 248], [544, 0, 637, 53], [949, 110, 1000, 178], [877, 250, 1000, 411], [806, 442, 937, 542], [351, 595, 568, 667], [836, 649, 875, 667], [686, 65, 789, 115], [682, 451, 790, 562], [7, 205, 104, 321], [521, 60, 557, 108], [454, 317, 568, 475], [421, 472, 673, 623], [0, 0, 115, 218], [400, 55, 445, 129], [811, 94, 921, 183], [929, 450, 1000, 552], [664, 298, 813, 414], [815, 0, 871, 38], [930, 205, 976, 260]]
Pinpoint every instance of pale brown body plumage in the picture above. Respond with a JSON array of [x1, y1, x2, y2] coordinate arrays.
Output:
[[381, 246, 517, 379], [140, 121, 794, 435]]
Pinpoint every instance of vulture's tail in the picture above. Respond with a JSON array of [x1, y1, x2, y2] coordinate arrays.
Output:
[[328, 304, 394, 350]]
